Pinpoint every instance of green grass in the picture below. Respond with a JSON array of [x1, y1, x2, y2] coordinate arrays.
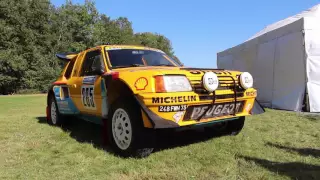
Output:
[[0, 95, 319, 180]]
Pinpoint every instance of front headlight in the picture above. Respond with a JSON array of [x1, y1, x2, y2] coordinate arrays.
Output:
[[239, 72, 253, 89], [155, 75, 192, 92]]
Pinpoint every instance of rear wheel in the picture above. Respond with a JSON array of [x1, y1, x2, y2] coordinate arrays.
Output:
[[107, 97, 154, 158], [47, 96, 65, 126]]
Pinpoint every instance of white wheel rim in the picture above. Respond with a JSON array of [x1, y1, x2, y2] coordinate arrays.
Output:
[[51, 101, 57, 125], [112, 108, 132, 150]]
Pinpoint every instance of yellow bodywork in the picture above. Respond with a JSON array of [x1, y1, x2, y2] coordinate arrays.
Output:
[[52, 45, 257, 128]]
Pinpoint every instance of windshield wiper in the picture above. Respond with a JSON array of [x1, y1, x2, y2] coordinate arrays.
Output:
[[112, 64, 145, 69]]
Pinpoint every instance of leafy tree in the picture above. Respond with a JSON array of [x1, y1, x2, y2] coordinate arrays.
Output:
[[0, 0, 179, 94], [0, 0, 54, 93], [135, 32, 174, 56]]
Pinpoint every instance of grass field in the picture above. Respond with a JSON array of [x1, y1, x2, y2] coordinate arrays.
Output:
[[0, 95, 319, 180]]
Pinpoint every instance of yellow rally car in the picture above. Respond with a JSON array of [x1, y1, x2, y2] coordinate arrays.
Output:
[[46, 45, 264, 157]]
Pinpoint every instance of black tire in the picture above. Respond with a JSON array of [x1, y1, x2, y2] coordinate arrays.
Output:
[[106, 97, 154, 158], [47, 95, 65, 126], [205, 117, 245, 136], [204, 121, 229, 136], [225, 116, 245, 136]]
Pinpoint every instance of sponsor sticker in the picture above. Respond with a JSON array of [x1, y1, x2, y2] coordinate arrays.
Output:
[[152, 96, 197, 104], [134, 77, 148, 90], [173, 111, 184, 123], [57, 101, 69, 110], [158, 105, 187, 112], [107, 48, 122, 50], [83, 76, 96, 84], [187, 70, 229, 75], [245, 103, 252, 112], [81, 85, 96, 109], [132, 50, 144, 54], [246, 91, 257, 96]]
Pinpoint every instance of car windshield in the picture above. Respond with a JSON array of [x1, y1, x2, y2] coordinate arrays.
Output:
[[106, 49, 180, 68]]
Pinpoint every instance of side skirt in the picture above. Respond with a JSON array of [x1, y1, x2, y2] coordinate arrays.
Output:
[[75, 114, 103, 125]]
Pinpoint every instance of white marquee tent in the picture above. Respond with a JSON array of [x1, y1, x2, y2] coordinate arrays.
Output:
[[217, 4, 320, 112]]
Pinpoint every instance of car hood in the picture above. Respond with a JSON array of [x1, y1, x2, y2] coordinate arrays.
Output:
[[110, 66, 243, 94], [113, 66, 242, 77]]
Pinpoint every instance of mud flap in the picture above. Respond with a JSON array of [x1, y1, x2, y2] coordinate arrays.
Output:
[[250, 99, 265, 115], [134, 96, 180, 129]]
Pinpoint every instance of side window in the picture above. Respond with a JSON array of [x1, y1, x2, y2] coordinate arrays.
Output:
[[80, 50, 105, 76], [64, 60, 75, 79]]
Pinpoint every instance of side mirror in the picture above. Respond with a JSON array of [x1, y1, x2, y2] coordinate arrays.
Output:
[[91, 57, 105, 75], [92, 66, 105, 75]]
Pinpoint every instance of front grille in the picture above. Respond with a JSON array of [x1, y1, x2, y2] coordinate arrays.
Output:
[[199, 93, 244, 101], [189, 75, 244, 100], [190, 79, 243, 92]]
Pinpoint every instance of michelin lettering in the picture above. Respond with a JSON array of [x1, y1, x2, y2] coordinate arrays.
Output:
[[152, 96, 197, 103]]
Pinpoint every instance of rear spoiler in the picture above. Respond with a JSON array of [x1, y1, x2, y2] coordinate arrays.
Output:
[[55, 52, 78, 61]]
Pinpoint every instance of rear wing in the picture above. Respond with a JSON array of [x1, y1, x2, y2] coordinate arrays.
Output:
[[55, 52, 78, 61]]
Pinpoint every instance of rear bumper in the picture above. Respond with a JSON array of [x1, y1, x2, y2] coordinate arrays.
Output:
[[135, 92, 260, 129]]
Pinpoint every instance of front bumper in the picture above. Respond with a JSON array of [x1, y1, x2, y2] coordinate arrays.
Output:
[[135, 90, 261, 129]]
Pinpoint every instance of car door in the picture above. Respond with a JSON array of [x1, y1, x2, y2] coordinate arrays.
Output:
[[70, 49, 106, 116]]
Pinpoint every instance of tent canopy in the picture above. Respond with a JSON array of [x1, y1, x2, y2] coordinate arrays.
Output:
[[217, 4, 320, 112]]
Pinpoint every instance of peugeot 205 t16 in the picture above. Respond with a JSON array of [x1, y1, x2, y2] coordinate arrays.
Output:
[[46, 45, 260, 157]]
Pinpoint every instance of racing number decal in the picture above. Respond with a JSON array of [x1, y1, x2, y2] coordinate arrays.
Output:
[[81, 85, 96, 109]]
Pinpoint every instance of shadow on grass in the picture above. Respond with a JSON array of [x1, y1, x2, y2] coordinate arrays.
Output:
[[297, 112, 320, 121], [36, 116, 114, 154], [36, 116, 222, 155], [304, 115, 320, 122], [238, 155, 320, 180], [153, 128, 222, 152], [266, 142, 320, 158]]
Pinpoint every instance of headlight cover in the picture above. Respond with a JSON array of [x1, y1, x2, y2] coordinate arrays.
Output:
[[239, 72, 253, 89], [155, 75, 192, 92], [202, 72, 219, 92]]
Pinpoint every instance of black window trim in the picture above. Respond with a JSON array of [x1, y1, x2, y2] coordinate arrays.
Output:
[[80, 48, 105, 76], [104, 48, 179, 69]]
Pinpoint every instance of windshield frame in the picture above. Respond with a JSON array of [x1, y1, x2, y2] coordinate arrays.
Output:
[[104, 47, 180, 69]]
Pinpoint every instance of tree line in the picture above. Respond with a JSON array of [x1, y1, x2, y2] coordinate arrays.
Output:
[[0, 0, 182, 94]]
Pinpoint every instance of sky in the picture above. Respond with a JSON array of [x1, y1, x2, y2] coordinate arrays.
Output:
[[52, 0, 320, 68]]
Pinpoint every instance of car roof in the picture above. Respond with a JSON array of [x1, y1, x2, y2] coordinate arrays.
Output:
[[95, 45, 165, 54]]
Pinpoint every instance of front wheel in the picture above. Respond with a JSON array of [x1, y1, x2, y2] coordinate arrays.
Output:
[[107, 97, 154, 158]]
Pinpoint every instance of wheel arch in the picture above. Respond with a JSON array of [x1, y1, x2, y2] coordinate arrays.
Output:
[[104, 79, 155, 128], [106, 79, 135, 106]]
